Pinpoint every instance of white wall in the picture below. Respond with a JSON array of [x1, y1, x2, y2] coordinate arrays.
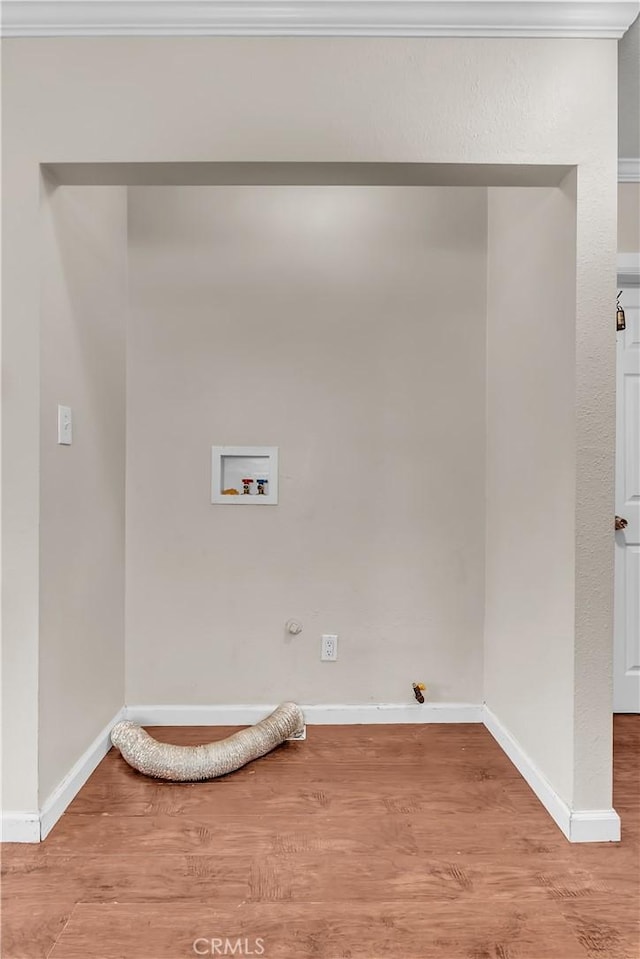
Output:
[[485, 183, 578, 805], [126, 185, 487, 705], [1, 37, 617, 817], [38, 183, 127, 803]]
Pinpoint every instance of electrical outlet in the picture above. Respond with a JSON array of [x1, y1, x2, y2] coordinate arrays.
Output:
[[321, 634, 338, 661]]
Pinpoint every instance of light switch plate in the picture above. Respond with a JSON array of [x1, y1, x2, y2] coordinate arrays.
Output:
[[57, 405, 72, 445]]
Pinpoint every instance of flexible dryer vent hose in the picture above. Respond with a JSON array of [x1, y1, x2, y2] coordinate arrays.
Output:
[[110, 702, 305, 781]]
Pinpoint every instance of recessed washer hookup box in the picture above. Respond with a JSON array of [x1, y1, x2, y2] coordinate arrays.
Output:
[[211, 446, 279, 505]]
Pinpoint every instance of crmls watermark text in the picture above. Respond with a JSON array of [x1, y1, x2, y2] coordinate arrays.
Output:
[[193, 938, 266, 956]]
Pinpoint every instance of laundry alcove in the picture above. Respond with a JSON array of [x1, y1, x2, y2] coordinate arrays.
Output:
[[38, 161, 587, 833]]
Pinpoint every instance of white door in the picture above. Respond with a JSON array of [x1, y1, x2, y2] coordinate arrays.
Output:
[[614, 276, 640, 712]]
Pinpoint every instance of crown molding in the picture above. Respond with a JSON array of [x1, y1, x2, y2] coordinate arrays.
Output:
[[619, 158, 640, 182], [1, 1, 639, 39]]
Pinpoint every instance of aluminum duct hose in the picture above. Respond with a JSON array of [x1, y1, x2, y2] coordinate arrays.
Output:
[[110, 702, 305, 781]]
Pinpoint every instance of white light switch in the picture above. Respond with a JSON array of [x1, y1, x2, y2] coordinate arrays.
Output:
[[57, 405, 72, 445]]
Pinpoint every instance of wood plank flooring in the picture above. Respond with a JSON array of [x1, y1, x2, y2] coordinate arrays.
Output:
[[2, 717, 639, 959]]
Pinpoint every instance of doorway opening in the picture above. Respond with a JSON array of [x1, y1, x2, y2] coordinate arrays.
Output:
[[39, 160, 614, 841]]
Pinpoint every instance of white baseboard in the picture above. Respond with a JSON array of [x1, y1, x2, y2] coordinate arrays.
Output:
[[0, 701, 480, 842], [483, 706, 620, 843], [569, 809, 622, 843], [302, 702, 483, 723], [4, 702, 620, 844], [124, 701, 483, 726], [1, 708, 125, 843], [0, 812, 41, 843], [39, 707, 126, 840]]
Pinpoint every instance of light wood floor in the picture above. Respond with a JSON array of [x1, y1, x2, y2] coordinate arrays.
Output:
[[2, 717, 639, 959]]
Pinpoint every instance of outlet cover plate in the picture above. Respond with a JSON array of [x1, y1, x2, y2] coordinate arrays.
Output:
[[321, 634, 338, 661]]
